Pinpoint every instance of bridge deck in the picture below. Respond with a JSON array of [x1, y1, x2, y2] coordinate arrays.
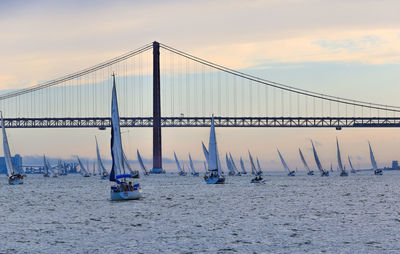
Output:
[[3, 117, 400, 128]]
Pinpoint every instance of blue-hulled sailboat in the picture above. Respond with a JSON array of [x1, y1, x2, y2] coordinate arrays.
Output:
[[1, 112, 23, 185], [109, 74, 142, 200], [204, 116, 225, 184]]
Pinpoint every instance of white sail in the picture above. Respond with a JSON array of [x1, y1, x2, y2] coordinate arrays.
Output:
[[225, 153, 234, 174], [95, 136, 108, 175], [248, 151, 257, 175], [336, 138, 344, 172], [122, 151, 135, 175], [256, 157, 262, 174], [229, 153, 238, 173], [188, 153, 197, 174], [202, 141, 209, 166], [203, 161, 207, 172], [298, 148, 311, 173], [311, 140, 324, 172], [240, 157, 247, 174], [174, 152, 183, 173], [208, 117, 218, 172], [43, 155, 50, 175], [77, 156, 88, 175], [348, 156, 355, 171], [1, 113, 15, 177], [110, 74, 125, 179], [277, 149, 291, 173], [368, 141, 378, 171], [137, 150, 148, 174]]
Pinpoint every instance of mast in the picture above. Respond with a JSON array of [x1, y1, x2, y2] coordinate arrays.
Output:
[[298, 148, 311, 173]]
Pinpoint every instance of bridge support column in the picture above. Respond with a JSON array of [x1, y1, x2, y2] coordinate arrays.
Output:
[[150, 41, 164, 174]]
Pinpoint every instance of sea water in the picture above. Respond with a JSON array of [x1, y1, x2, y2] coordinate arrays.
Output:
[[1, 171, 400, 253]]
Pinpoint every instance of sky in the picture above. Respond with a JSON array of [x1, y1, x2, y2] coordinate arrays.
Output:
[[0, 0, 400, 171]]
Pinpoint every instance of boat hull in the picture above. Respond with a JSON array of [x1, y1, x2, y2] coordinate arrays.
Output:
[[9, 178, 23, 185], [204, 176, 225, 184], [110, 190, 142, 201], [321, 171, 329, 177], [288, 171, 296, 176], [307, 171, 314, 175], [374, 170, 383, 175], [340, 171, 348, 176], [191, 172, 199, 176]]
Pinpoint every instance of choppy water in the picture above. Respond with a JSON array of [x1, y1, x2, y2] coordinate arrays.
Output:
[[1, 171, 400, 253]]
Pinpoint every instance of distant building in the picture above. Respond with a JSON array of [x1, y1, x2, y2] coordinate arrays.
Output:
[[0, 154, 23, 174], [392, 160, 399, 170]]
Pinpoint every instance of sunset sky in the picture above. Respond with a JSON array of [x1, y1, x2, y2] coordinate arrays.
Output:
[[0, 0, 400, 171]]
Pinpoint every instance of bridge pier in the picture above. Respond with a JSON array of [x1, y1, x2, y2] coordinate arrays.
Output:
[[150, 41, 164, 174]]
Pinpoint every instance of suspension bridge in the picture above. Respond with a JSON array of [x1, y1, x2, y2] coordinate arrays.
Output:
[[1, 41, 399, 172]]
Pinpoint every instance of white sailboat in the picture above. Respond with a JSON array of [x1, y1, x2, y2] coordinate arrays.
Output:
[[299, 148, 314, 175], [77, 156, 90, 177], [249, 151, 264, 183], [226, 153, 236, 176], [348, 155, 357, 173], [122, 151, 140, 178], [277, 149, 295, 176], [43, 155, 50, 177], [109, 74, 142, 200], [95, 136, 109, 179], [1, 112, 23, 184], [239, 157, 247, 174], [174, 152, 187, 176], [188, 153, 199, 176], [204, 116, 225, 184], [336, 138, 348, 176], [311, 140, 329, 176], [229, 153, 241, 176], [369, 141, 382, 175], [137, 150, 149, 176]]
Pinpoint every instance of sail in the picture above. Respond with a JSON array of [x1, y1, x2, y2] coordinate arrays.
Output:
[[189, 153, 197, 174], [203, 161, 207, 172], [336, 138, 344, 172], [248, 151, 257, 175], [174, 152, 183, 172], [348, 156, 355, 171], [277, 149, 291, 173], [256, 157, 262, 174], [137, 150, 147, 173], [311, 140, 324, 172], [110, 74, 125, 181], [229, 153, 238, 173], [299, 148, 311, 172], [202, 141, 209, 166], [208, 117, 218, 171], [225, 153, 234, 173], [122, 151, 135, 175], [1, 113, 15, 177], [240, 157, 247, 174], [43, 155, 49, 175], [95, 136, 108, 175], [369, 141, 378, 171], [77, 156, 88, 174]]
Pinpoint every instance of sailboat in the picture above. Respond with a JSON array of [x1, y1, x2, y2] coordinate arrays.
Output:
[[188, 153, 199, 176], [202, 141, 209, 166], [348, 155, 357, 173], [92, 162, 97, 176], [204, 116, 225, 184], [299, 148, 314, 175], [336, 138, 348, 176], [311, 140, 329, 176], [43, 155, 50, 177], [256, 157, 263, 176], [249, 151, 264, 183], [122, 151, 140, 178], [174, 152, 187, 176], [95, 137, 110, 179], [137, 150, 149, 176], [77, 157, 90, 177], [229, 153, 241, 176], [109, 74, 142, 200], [239, 157, 247, 174], [226, 153, 236, 176], [1, 112, 23, 184], [277, 149, 295, 176], [369, 141, 382, 175]]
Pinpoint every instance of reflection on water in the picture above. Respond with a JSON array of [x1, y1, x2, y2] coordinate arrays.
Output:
[[1, 171, 400, 253]]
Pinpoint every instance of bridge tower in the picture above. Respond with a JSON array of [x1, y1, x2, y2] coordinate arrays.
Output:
[[150, 41, 164, 174]]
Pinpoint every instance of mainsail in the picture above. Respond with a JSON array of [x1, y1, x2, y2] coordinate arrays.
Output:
[[188, 153, 197, 174], [229, 153, 238, 173], [336, 138, 344, 172], [277, 149, 291, 173], [225, 153, 234, 174], [110, 74, 126, 181], [348, 156, 355, 171], [299, 148, 311, 173], [202, 141, 209, 166], [1, 112, 15, 177], [137, 150, 148, 174], [248, 151, 257, 175], [77, 156, 88, 175], [174, 152, 183, 173], [122, 151, 136, 175], [208, 117, 221, 175], [240, 157, 247, 174], [95, 136, 108, 176], [368, 141, 378, 171], [311, 140, 324, 172]]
